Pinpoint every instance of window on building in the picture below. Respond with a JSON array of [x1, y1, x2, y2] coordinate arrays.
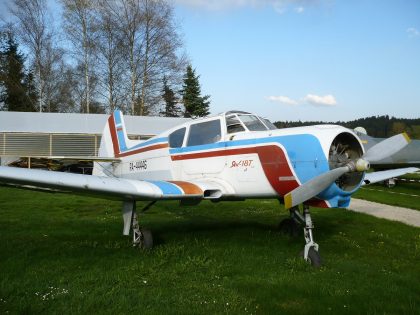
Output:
[[169, 127, 186, 148], [187, 120, 221, 146]]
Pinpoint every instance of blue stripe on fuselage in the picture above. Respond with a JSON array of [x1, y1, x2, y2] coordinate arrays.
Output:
[[146, 180, 182, 195], [127, 137, 169, 151], [112, 110, 168, 153]]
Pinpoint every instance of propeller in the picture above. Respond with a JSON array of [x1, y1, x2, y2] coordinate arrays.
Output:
[[361, 132, 411, 162], [284, 133, 411, 209]]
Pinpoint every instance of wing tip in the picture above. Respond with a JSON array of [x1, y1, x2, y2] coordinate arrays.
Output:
[[402, 132, 411, 144]]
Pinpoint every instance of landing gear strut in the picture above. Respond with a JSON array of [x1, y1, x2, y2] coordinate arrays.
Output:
[[278, 207, 300, 237], [280, 205, 322, 267], [301, 205, 321, 267], [122, 201, 154, 249], [132, 211, 153, 249]]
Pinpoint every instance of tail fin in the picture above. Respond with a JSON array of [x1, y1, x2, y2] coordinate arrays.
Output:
[[93, 111, 131, 176], [96, 110, 128, 158], [107, 110, 133, 157]]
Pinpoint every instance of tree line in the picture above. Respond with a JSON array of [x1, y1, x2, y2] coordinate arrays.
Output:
[[0, 0, 210, 118], [274, 115, 420, 139]]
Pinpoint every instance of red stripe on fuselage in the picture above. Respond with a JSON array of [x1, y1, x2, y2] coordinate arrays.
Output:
[[171, 145, 299, 196], [116, 143, 169, 158], [108, 115, 168, 158]]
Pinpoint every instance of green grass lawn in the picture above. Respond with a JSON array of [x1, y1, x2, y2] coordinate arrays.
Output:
[[400, 173, 420, 180], [1, 187, 419, 314], [354, 180, 420, 210]]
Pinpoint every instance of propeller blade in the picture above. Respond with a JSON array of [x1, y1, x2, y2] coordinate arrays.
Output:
[[284, 166, 349, 209], [363, 133, 411, 163]]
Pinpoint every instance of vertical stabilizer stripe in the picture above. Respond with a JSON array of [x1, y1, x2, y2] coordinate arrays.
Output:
[[108, 115, 120, 156], [114, 111, 128, 151]]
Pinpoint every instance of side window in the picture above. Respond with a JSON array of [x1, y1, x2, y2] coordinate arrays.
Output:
[[169, 127, 186, 148], [187, 120, 221, 146], [226, 115, 245, 134]]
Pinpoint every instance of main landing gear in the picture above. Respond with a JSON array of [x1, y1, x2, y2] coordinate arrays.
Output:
[[122, 200, 154, 249], [279, 204, 322, 267]]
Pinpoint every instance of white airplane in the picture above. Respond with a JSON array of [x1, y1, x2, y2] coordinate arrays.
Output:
[[0, 110, 417, 266]]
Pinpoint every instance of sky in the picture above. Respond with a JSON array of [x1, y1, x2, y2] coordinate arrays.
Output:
[[174, 0, 420, 122], [1, 0, 419, 122]]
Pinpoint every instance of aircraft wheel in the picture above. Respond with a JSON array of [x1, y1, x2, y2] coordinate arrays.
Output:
[[140, 229, 153, 249], [300, 247, 322, 267], [278, 218, 300, 237]]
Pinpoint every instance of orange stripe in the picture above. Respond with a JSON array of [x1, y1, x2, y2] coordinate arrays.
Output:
[[169, 181, 203, 195]]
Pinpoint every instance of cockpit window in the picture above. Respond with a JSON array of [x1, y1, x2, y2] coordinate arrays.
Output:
[[262, 118, 277, 130], [238, 114, 267, 131], [226, 115, 246, 134], [169, 127, 186, 148], [187, 119, 222, 146]]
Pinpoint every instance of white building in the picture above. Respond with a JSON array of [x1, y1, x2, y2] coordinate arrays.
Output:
[[0, 111, 189, 166]]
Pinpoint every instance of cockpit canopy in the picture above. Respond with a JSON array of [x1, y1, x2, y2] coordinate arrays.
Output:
[[168, 111, 277, 149], [225, 111, 277, 133]]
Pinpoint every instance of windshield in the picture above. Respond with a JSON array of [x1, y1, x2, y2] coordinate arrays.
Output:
[[238, 114, 268, 131], [262, 118, 277, 130]]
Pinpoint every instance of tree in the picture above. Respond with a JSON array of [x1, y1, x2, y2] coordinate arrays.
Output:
[[96, 1, 125, 112], [160, 76, 180, 117], [181, 65, 210, 118], [62, 0, 99, 114], [106, 0, 143, 115], [104, 0, 186, 116], [10, 0, 51, 112], [137, 0, 185, 116], [0, 32, 37, 111]]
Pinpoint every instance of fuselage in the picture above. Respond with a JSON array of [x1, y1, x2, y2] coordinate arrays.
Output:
[[94, 111, 365, 208]]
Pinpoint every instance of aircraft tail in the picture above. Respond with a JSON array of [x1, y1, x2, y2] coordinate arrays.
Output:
[[93, 111, 132, 176], [98, 110, 134, 158]]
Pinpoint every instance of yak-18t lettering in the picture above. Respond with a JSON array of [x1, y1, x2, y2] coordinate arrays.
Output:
[[0, 110, 417, 266]]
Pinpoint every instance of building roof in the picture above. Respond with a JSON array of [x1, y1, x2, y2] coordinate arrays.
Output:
[[0, 111, 190, 135]]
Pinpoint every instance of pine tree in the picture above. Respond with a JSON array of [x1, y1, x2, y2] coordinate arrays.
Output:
[[161, 76, 180, 117], [0, 33, 37, 112], [24, 70, 38, 109], [181, 65, 210, 118]]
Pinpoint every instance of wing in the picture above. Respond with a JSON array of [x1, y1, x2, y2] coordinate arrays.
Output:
[[363, 167, 419, 185], [0, 166, 226, 201]]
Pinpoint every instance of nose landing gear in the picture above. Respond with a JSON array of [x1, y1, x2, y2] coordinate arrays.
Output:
[[279, 204, 322, 267]]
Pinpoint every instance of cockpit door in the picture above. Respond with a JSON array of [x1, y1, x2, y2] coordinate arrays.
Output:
[[181, 118, 226, 175]]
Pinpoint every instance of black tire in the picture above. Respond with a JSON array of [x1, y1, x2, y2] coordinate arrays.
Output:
[[140, 229, 153, 249], [278, 218, 300, 237], [300, 247, 322, 267]]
